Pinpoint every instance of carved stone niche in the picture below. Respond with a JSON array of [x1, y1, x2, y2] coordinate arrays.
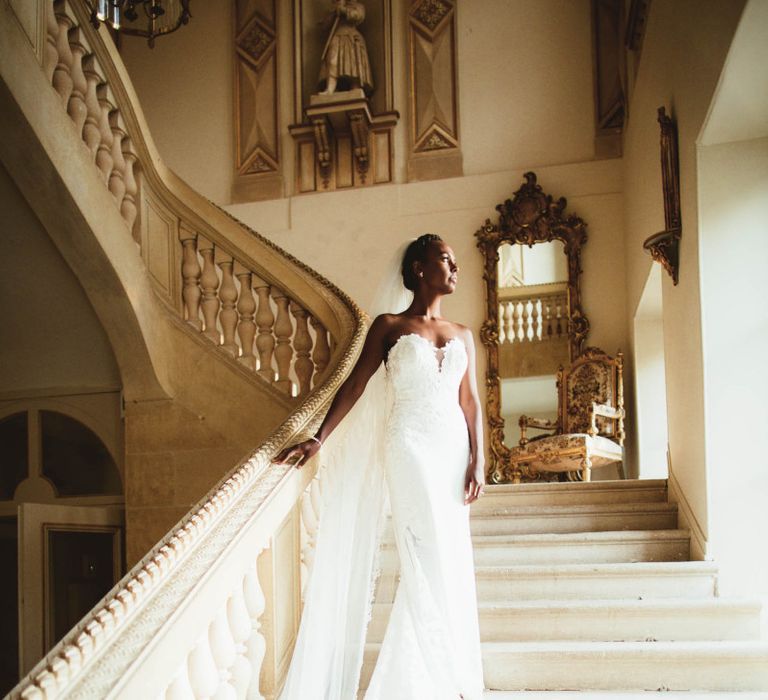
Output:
[[289, 0, 399, 194]]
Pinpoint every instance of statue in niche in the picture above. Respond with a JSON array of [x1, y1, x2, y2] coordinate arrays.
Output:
[[318, 0, 373, 96]]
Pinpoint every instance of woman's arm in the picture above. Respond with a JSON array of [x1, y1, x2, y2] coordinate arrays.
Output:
[[273, 314, 392, 467], [458, 329, 486, 504]]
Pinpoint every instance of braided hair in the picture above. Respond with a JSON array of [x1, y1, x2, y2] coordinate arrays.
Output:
[[401, 234, 443, 291]]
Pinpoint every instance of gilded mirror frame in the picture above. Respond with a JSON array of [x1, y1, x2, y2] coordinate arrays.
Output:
[[475, 172, 589, 484]]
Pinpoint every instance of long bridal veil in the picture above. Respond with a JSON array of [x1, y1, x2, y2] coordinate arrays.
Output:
[[278, 245, 413, 700]]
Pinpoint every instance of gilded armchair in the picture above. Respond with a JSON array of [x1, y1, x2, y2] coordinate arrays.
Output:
[[508, 348, 625, 482]]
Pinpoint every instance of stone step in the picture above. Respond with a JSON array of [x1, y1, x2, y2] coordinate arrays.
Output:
[[482, 692, 768, 699], [473, 561, 719, 601], [359, 641, 768, 692], [479, 641, 768, 691], [468, 501, 678, 536], [475, 479, 668, 509], [469, 529, 691, 566], [366, 598, 761, 643]]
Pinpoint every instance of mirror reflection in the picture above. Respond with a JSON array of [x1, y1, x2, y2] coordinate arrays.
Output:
[[498, 241, 570, 446]]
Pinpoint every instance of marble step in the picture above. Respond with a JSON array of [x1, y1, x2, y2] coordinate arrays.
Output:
[[479, 641, 768, 691], [473, 561, 719, 601], [475, 479, 668, 509], [482, 692, 768, 699], [468, 501, 679, 536], [366, 598, 761, 643], [360, 641, 768, 692], [469, 529, 691, 566]]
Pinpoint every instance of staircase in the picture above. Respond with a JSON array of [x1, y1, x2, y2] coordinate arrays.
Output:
[[363, 479, 768, 696]]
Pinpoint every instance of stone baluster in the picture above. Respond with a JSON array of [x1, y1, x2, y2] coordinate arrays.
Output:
[[234, 264, 257, 371], [533, 299, 542, 341], [165, 665, 195, 700], [66, 27, 89, 139], [108, 110, 127, 207], [514, 301, 524, 343], [217, 252, 238, 357], [44, 1, 59, 85], [121, 137, 140, 241], [503, 302, 514, 344], [227, 586, 254, 698], [243, 558, 266, 700], [290, 302, 314, 396], [271, 288, 294, 395], [209, 606, 237, 697], [179, 228, 202, 329], [81, 55, 103, 162], [187, 635, 220, 700], [544, 300, 554, 340], [524, 299, 534, 341], [253, 276, 275, 382], [198, 237, 221, 343], [52, 1, 74, 107], [556, 301, 564, 338], [310, 317, 330, 386], [95, 84, 114, 184]]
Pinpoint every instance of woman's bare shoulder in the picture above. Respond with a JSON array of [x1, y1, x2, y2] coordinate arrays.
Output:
[[447, 321, 473, 341]]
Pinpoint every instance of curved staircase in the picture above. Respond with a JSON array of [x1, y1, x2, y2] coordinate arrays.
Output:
[[2, 1, 766, 698], [364, 479, 768, 695]]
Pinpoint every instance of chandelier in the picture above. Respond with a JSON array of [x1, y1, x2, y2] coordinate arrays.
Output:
[[89, 0, 192, 47]]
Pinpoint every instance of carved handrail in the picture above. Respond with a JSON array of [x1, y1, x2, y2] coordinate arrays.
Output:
[[2, 1, 367, 697]]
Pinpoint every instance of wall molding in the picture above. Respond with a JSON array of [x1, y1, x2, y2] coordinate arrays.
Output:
[[668, 465, 710, 562]]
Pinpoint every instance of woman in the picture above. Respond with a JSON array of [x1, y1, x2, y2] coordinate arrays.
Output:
[[275, 234, 485, 699]]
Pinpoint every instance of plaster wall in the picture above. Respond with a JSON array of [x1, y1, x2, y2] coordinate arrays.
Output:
[[621, 0, 746, 543], [0, 163, 121, 396], [120, 1, 234, 203], [121, 0, 596, 204], [226, 157, 629, 467], [698, 136, 768, 624]]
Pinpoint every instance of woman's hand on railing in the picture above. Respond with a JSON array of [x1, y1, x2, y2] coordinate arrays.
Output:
[[274, 437, 322, 468]]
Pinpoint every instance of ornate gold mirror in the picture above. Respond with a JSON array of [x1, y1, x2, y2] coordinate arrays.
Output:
[[475, 172, 589, 483]]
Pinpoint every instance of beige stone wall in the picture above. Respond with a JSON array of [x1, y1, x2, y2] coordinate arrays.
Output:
[[120, 1, 234, 203], [621, 0, 747, 547], [0, 163, 121, 396], [122, 0, 597, 203], [226, 157, 629, 467], [698, 135, 768, 619]]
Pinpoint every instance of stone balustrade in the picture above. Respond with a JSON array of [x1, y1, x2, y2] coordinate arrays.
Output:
[[41, 0, 329, 399], [4, 1, 367, 697], [178, 230, 332, 397], [499, 288, 568, 345]]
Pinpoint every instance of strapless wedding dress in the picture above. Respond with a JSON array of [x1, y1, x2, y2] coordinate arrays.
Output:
[[364, 332, 484, 700]]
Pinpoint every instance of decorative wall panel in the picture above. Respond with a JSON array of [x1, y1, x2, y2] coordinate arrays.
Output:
[[592, 0, 626, 157], [407, 0, 462, 181], [289, 0, 398, 194], [233, 0, 283, 201]]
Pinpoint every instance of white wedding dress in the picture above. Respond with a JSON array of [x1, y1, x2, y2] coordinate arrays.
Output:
[[278, 331, 484, 700], [365, 332, 484, 699]]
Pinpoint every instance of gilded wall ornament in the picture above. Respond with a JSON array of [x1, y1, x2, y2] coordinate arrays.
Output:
[[643, 106, 682, 284], [475, 172, 591, 484], [412, 0, 451, 31]]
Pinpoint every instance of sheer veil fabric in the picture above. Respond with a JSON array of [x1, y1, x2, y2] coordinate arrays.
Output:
[[278, 243, 485, 699], [277, 245, 413, 700]]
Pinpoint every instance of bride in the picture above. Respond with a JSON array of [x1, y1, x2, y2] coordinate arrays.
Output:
[[274, 234, 486, 699]]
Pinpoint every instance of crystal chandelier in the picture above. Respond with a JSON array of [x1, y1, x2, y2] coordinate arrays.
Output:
[[89, 0, 191, 47]]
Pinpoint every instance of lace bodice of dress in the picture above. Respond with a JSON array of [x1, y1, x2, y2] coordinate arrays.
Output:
[[385, 333, 467, 403]]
